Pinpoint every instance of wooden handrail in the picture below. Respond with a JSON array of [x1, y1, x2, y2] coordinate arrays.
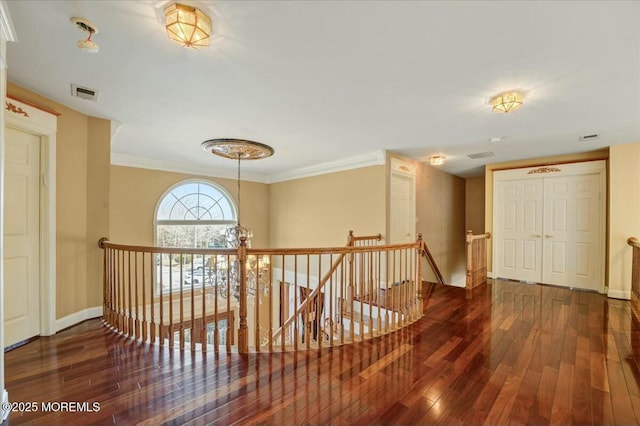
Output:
[[100, 231, 424, 353], [271, 252, 347, 343], [420, 239, 445, 285], [628, 236, 640, 249], [351, 233, 383, 242], [271, 231, 357, 343], [469, 232, 491, 241], [99, 239, 236, 255]]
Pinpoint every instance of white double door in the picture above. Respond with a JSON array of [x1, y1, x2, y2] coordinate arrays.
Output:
[[494, 161, 605, 292]]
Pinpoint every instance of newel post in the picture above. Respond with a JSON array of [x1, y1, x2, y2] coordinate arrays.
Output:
[[466, 230, 473, 291], [416, 233, 424, 316], [238, 236, 249, 353], [98, 237, 109, 323]]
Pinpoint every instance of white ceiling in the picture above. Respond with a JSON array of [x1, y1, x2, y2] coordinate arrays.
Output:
[[5, 0, 640, 181]]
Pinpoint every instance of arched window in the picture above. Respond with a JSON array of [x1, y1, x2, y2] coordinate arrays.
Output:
[[155, 180, 236, 248]]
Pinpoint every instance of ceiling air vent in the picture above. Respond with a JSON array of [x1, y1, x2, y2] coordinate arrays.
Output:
[[579, 134, 599, 142], [467, 151, 495, 159], [70, 84, 99, 101]]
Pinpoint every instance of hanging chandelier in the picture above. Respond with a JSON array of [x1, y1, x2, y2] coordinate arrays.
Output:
[[201, 138, 274, 300]]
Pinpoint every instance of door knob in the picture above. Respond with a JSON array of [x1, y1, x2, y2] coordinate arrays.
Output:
[[545, 234, 553, 239], [532, 234, 541, 238]]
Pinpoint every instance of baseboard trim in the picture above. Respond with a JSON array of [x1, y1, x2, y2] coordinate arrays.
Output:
[[607, 289, 631, 300], [2, 389, 9, 421], [56, 306, 103, 332]]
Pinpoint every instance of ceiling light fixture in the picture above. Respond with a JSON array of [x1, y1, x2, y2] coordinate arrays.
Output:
[[201, 138, 274, 248], [70, 17, 99, 53], [430, 155, 445, 166], [491, 91, 523, 113], [164, 3, 211, 49], [202, 139, 274, 300]]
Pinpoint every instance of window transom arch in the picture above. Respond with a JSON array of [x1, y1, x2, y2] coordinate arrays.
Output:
[[155, 180, 237, 248]]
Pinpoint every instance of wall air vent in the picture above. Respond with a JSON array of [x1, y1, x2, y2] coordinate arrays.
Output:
[[579, 134, 599, 141], [467, 151, 495, 159], [70, 84, 99, 101]]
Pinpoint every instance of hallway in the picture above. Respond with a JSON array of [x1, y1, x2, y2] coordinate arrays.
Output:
[[5, 280, 640, 425]]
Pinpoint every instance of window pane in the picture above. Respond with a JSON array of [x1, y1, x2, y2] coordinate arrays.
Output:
[[157, 224, 228, 248], [156, 181, 235, 222]]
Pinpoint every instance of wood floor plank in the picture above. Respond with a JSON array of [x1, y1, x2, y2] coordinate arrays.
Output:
[[5, 279, 640, 425]]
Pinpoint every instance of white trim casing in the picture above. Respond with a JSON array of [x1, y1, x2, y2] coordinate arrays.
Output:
[[56, 306, 103, 332], [607, 289, 631, 300], [1, 1, 18, 418], [0, 0, 16, 45], [5, 98, 58, 336], [2, 389, 8, 421]]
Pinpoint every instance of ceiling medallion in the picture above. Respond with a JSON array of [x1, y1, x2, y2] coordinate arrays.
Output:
[[527, 166, 561, 175], [201, 138, 274, 160]]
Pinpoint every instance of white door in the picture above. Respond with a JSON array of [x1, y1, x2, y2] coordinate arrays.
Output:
[[542, 174, 602, 290], [493, 161, 605, 292], [494, 179, 543, 282], [389, 171, 415, 244], [3, 127, 41, 347]]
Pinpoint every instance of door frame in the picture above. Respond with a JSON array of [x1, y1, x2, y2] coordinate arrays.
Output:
[[388, 157, 416, 244], [492, 160, 606, 293], [4, 97, 57, 336]]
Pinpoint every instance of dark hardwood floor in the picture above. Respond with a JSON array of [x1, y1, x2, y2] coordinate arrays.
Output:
[[4, 279, 640, 425]]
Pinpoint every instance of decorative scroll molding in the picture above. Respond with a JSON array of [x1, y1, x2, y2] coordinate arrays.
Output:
[[6, 101, 29, 117], [390, 156, 416, 177], [527, 166, 561, 175], [7, 95, 60, 116]]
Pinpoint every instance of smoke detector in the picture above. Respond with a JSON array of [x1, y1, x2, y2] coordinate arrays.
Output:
[[70, 17, 99, 53]]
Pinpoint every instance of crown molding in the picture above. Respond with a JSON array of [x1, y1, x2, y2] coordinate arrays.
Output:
[[111, 152, 269, 183], [0, 1, 17, 43], [112, 150, 388, 184], [266, 150, 387, 183]]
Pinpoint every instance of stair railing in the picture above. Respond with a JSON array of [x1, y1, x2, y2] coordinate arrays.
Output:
[[465, 230, 491, 295]]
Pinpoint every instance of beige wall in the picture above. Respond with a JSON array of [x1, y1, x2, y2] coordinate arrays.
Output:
[[7, 82, 111, 319], [110, 166, 270, 248], [484, 149, 609, 275], [269, 166, 386, 248], [608, 142, 640, 299], [86, 118, 111, 308], [415, 161, 466, 286], [465, 176, 485, 234]]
